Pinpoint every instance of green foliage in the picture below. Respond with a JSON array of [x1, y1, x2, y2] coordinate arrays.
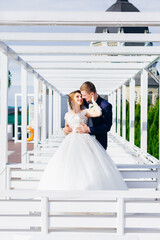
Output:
[[124, 97, 159, 159], [147, 98, 159, 159], [134, 103, 141, 148], [126, 100, 129, 141], [8, 70, 12, 88]]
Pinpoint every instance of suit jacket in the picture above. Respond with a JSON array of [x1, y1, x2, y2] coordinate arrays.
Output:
[[84, 95, 112, 149]]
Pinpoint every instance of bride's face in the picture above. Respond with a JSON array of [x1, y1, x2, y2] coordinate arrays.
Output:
[[74, 92, 83, 106]]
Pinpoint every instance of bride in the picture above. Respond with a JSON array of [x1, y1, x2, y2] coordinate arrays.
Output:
[[38, 90, 128, 190]]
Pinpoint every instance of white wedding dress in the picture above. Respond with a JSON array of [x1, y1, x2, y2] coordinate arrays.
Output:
[[38, 110, 128, 190]]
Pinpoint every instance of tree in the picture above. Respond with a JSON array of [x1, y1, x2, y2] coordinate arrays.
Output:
[[8, 70, 12, 88]]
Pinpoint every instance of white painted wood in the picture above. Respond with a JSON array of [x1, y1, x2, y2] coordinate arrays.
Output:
[[117, 198, 124, 235], [1, 11, 160, 26], [0, 52, 8, 191], [14, 94, 18, 143], [58, 93, 61, 129], [42, 83, 47, 141], [38, 69, 138, 75], [41, 197, 49, 234], [53, 90, 56, 133], [2, 32, 160, 43], [122, 85, 126, 140], [29, 62, 144, 70], [113, 91, 116, 133], [117, 88, 121, 136], [22, 55, 154, 63], [49, 87, 53, 138], [140, 69, 148, 154], [21, 66, 28, 163], [129, 79, 135, 146], [0, 216, 40, 229], [9, 46, 160, 55], [34, 76, 39, 150]]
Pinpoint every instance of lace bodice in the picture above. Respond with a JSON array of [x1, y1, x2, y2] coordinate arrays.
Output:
[[64, 110, 88, 131]]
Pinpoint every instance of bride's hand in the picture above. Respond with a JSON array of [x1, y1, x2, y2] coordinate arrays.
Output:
[[63, 124, 72, 135]]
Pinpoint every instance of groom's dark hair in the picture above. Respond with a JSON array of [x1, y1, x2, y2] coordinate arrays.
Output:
[[80, 81, 96, 94]]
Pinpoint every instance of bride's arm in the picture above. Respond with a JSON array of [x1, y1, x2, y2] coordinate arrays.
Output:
[[85, 97, 102, 118]]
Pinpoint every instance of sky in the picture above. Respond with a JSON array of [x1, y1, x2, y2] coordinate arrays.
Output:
[[1, 0, 159, 106]]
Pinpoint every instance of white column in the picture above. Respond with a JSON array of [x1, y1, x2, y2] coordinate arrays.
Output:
[[113, 91, 116, 133], [52, 89, 54, 134], [122, 84, 126, 140], [117, 88, 121, 136], [21, 66, 28, 163], [141, 69, 148, 154], [14, 94, 18, 143], [49, 87, 53, 137], [55, 91, 59, 131], [0, 52, 8, 190], [34, 76, 39, 150], [129, 78, 135, 145], [42, 83, 47, 142], [53, 89, 56, 133], [58, 93, 61, 130]]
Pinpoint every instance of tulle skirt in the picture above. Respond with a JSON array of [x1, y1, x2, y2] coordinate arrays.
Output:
[[38, 132, 128, 190]]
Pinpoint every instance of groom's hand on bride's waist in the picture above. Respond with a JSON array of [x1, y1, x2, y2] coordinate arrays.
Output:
[[76, 123, 90, 134], [63, 124, 73, 135]]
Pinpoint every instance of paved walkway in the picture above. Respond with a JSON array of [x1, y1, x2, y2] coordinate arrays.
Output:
[[8, 140, 33, 163], [8, 133, 146, 165]]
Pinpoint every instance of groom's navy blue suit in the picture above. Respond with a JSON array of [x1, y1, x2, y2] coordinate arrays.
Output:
[[84, 95, 112, 150]]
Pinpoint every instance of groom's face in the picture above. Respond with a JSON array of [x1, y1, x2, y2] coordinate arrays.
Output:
[[81, 90, 93, 102]]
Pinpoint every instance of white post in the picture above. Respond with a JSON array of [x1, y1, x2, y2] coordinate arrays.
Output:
[[113, 91, 116, 133], [117, 88, 121, 136], [58, 93, 61, 130], [122, 84, 126, 140], [141, 69, 148, 154], [42, 83, 47, 142], [41, 197, 49, 234], [14, 94, 18, 143], [53, 89, 56, 134], [117, 197, 125, 235], [34, 76, 39, 150], [49, 87, 53, 138], [21, 66, 28, 163], [0, 52, 8, 190], [129, 78, 135, 145]]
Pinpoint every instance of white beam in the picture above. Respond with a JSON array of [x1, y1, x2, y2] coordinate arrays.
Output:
[[0, 52, 8, 190], [140, 69, 148, 154], [38, 70, 138, 74], [1, 12, 160, 26], [122, 84, 126, 140], [22, 55, 154, 63], [34, 76, 39, 150], [29, 62, 144, 70], [129, 79, 135, 146], [9, 46, 160, 55], [1, 33, 160, 43], [21, 67, 28, 163], [39, 73, 135, 79]]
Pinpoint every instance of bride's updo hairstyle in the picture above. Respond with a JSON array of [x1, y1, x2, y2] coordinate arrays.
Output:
[[68, 90, 84, 110]]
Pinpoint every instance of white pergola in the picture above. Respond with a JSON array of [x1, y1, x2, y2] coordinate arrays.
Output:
[[0, 11, 160, 238], [0, 12, 160, 190]]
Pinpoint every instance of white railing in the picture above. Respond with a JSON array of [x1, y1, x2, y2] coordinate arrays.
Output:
[[0, 189, 160, 239], [6, 163, 160, 190]]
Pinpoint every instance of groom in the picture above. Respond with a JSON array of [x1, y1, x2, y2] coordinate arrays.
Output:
[[63, 81, 112, 150]]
